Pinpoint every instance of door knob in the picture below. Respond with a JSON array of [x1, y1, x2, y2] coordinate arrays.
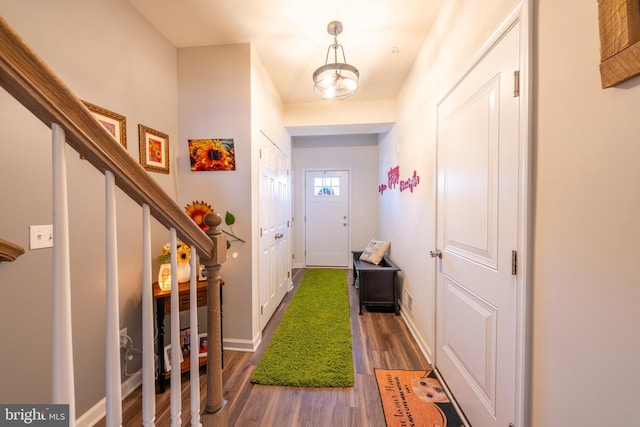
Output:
[[430, 249, 442, 259], [275, 233, 284, 239]]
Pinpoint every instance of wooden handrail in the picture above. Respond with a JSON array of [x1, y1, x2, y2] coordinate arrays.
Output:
[[0, 17, 214, 260], [0, 237, 25, 262]]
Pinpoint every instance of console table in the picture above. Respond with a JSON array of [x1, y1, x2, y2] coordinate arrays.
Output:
[[153, 279, 223, 393]]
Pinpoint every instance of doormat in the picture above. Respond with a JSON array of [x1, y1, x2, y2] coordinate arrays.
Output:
[[375, 369, 465, 427]]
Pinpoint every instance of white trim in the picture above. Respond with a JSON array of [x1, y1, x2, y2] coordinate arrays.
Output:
[[76, 372, 142, 427], [515, 2, 532, 426], [223, 335, 261, 352], [399, 304, 433, 364]]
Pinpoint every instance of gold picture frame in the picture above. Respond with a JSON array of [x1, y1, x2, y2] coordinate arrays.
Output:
[[138, 124, 169, 174], [82, 101, 127, 148]]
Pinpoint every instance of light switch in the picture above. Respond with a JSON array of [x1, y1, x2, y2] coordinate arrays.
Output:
[[30, 224, 53, 249]]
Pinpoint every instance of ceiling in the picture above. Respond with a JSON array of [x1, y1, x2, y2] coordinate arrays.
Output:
[[126, 0, 446, 105]]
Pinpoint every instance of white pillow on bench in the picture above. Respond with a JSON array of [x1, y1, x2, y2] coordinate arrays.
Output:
[[359, 239, 390, 265]]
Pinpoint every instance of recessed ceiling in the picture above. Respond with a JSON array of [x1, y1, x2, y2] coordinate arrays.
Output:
[[127, 0, 445, 105]]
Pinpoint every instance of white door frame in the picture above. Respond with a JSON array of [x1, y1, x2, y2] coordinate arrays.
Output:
[[302, 168, 351, 267], [433, 2, 531, 426]]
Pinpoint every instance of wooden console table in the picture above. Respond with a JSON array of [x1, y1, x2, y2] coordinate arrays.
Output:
[[153, 279, 223, 393]]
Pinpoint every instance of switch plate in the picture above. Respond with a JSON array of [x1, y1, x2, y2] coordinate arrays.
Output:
[[30, 225, 53, 249]]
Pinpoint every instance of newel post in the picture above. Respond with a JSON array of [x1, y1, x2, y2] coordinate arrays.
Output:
[[202, 212, 227, 413]]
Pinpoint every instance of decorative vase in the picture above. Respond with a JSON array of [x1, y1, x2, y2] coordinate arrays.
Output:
[[176, 262, 191, 283]]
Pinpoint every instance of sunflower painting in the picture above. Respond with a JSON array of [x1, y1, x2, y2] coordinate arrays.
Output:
[[189, 138, 236, 171]]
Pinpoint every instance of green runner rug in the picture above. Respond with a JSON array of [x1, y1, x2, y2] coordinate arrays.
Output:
[[251, 269, 354, 387]]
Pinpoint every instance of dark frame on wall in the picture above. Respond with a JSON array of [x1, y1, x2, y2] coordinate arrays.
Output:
[[598, 0, 640, 87]]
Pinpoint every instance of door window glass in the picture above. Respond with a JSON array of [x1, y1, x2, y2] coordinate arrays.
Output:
[[314, 176, 341, 196]]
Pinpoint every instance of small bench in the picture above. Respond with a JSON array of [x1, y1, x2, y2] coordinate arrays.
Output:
[[352, 250, 401, 315]]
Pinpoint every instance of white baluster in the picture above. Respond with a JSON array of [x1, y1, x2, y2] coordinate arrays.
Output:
[[189, 247, 201, 427], [105, 170, 123, 427], [51, 124, 76, 426], [141, 204, 156, 426], [169, 229, 182, 426]]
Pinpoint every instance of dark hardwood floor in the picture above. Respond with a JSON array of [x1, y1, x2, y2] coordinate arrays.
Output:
[[105, 268, 431, 426]]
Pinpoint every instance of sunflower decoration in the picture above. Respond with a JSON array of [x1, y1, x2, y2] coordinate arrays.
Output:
[[189, 138, 236, 171], [185, 200, 214, 231], [157, 241, 191, 264], [185, 200, 246, 249]]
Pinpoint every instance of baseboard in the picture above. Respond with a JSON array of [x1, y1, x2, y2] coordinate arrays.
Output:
[[399, 303, 433, 366], [75, 371, 142, 427], [223, 333, 260, 352], [399, 303, 471, 427]]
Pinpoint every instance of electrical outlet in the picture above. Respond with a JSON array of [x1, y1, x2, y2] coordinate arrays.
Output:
[[29, 224, 53, 249], [119, 328, 128, 348]]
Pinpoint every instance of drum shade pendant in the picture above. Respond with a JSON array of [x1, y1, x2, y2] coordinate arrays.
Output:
[[313, 21, 359, 100]]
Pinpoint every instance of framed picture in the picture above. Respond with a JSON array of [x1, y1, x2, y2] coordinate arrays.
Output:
[[163, 343, 183, 372], [82, 101, 127, 149], [198, 333, 208, 358], [139, 124, 169, 174], [188, 138, 236, 171], [198, 264, 207, 281], [180, 327, 191, 356]]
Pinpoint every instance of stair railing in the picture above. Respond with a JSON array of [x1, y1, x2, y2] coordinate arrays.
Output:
[[0, 17, 226, 427]]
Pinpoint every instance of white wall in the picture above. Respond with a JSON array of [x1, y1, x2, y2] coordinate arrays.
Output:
[[379, 0, 518, 365], [177, 44, 255, 345], [385, 0, 640, 425], [0, 0, 179, 416], [533, 1, 640, 424], [291, 134, 379, 267], [284, 98, 396, 131], [177, 43, 288, 350]]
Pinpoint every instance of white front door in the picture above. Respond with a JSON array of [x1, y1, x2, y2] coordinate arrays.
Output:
[[304, 170, 349, 267], [435, 18, 524, 427], [259, 133, 290, 330]]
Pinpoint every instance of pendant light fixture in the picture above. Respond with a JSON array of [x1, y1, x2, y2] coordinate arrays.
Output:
[[312, 21, 359, 100]]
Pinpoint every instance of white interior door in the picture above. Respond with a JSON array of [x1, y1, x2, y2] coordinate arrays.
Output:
[[435, 19, 522, 427], [259, 133, 290, 330], [304, 170, 349, 267]]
